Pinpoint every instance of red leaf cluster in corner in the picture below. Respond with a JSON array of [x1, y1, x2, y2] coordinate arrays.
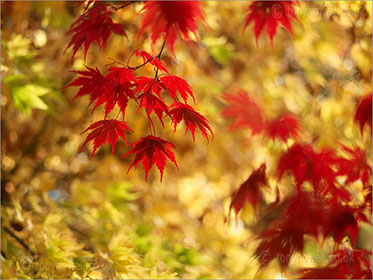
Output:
[[253, 188, 370, 270], [229, 163, 267, 216], [222, 90, 301, 141], [226, 91, 372, 272], [80, 119, 133, 158], [65, 2, 126, 60], [138, 1, 204, 54], [249, 141, 371, 270], [244, 1, 299, 45], [123, 135, 179, 182], [354, 93, 372, 136], [298, 249, 372, 279]]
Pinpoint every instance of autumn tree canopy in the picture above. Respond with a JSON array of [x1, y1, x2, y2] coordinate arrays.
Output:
[[1, 1, 372, 279]]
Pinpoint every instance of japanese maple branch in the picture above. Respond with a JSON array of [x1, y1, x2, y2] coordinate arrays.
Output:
[[127, 40, 167, 71]]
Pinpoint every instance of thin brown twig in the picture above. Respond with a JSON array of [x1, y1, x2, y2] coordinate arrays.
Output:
[[127, 40, 167, 71], [114, 1, 137, 11], [3, 226, 35, 256]]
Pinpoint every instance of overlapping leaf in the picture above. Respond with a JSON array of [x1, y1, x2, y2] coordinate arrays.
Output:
[[265, 113, 301, 142], [66, 66, 136, 117], [138, 1, 204, 54], [160, 75, 195, 103], [169, 102, 213, 142], [277, 144, 342, 194], [65, 2, 126, 60], [124, 135, 179, 181], [335, 145, 372, 186], [80, 119, 133, 158], [136, 93, 169, 126], [229, 163, 267, 216], [244, 1, 299, 44]]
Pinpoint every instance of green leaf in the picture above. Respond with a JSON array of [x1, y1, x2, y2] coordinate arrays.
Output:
[[202, 36, 234, 65], [10, 84, 49, 115]]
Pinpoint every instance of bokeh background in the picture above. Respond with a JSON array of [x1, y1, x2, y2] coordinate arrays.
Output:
[[1, 1, 372, 279]]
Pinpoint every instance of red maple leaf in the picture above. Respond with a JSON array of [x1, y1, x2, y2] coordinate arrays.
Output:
[[324, 202, 368, 246], [298, 249, 372, 279], [244, 1, 299, 45], [65, 2, 126, 60], [277, 144, 339, 193], [136, 93, 169, 126], [138, 1, 204, 54], [221, 91, 265, 134], [254, 191, 326, 269], [135, 50, 169, 73], [160, 75, 195, 103], [354, 94, 372, 136], [229, 164, 267, 216], [135, 76, 163, 97], [336, 145, 372, 186], [169, 102, 213, 142], [66, 66, 136, 117], [265, 113, 301, 142], [99, 66, 136, 117], [284, 191, 327, 237], [65, 66, 107, 111], [124, 135, 179, 181], [80, 119, 133, 158], [255, 226, 304, 269]]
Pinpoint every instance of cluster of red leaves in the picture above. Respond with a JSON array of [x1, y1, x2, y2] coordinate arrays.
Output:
[[222, 90, 301, 141], [65, 1, 126, 60], [66, 50, 213, 181], [64, 1, 214, 181], [244, 1, 299, 45], [138, 1, 204, 55], [226, 91, 372, 276]]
